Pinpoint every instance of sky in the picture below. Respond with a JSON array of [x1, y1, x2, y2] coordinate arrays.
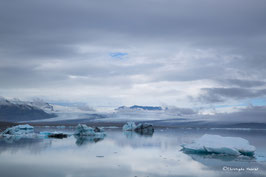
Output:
[[1, 0, 266, 114]]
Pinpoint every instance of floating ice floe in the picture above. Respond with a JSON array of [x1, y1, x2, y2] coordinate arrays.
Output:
[[122, 122, 137, 131], [181, 134, 256, 156], [122, 122, 154, 135], [73, 124, 106, 145], [74, 124, 106, 136], [94, 127, 105, 133], [134, 123, 154, 134], [1, 124, 34, 136]]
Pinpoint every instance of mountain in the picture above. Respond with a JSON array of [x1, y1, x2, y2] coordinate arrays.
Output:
[[10, 98, 54, 112], [0, 97, 56, 122], [116, 105, 163, 111]]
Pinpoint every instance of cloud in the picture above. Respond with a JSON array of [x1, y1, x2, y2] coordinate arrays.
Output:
[[197, 88, 266, 103], [0, 0, 266, 108], [211, 105, 266, 123], [216, 79, 266, 88], [165, 106, 198, 116]]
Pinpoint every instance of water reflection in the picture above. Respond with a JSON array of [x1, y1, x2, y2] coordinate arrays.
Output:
[[0, 137, 51, 154], [2, 135, 23, 143], [123, 130, 154, 139], [0, 128, 265, 177], [74, 135, 105, 146]]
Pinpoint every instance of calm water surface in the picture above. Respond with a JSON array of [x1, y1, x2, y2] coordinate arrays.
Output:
[[0, 127, 266, 177]]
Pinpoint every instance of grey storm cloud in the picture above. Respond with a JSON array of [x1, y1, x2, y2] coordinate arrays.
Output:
[[1, 0, 266, 58], [0, 0, 266, 106], [211, 105, 266, 123], [216, 79, 266, 88], [197, 88, 266, 103], [165, 106, 198, 116]]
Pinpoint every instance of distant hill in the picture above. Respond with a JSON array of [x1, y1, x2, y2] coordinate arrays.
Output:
[[116, 105, 163, 111], [0, 97, 56, 122]]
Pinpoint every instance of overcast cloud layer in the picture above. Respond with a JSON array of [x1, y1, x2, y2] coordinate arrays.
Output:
[[1, 0, 266, 111]]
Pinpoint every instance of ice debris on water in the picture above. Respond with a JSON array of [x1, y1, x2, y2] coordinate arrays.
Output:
[[1, 124, 34, 136], [181, 134, 256, 156]]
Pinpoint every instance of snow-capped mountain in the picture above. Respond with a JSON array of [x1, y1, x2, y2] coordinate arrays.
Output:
[[8, 98, 54, 112], [0, 97, 56, 122]]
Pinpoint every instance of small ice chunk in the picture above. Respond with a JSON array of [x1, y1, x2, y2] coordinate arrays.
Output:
[[15, 124, 34, 130], [74, 124, 106, 145], [122, 122, 154, 135], [74, 124, 96, 136], [181, 134, 256, 156], [1, 124, 34, 136], [122, 122, 137, 131], [94, 127, 104, 133], [74, 124, 106, 136], [135, 123, 154, 134]]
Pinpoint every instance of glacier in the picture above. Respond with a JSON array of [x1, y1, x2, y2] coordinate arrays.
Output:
[[181, 134, 256, 156]]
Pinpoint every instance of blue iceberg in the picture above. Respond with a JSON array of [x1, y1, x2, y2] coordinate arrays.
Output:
[[181, 134, 256, 156]]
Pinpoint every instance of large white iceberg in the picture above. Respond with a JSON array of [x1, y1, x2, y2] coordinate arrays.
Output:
[[1, 124, 34, 136], [181, 134, 256, 156]]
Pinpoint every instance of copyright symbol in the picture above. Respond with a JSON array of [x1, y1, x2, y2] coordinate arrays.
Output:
[[223, 166, 229, 171]]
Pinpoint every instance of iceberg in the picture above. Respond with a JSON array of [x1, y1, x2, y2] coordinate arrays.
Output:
[[73, 124, 106, 145], [122, 122, 154, 135], [122, 122, 137, 131], [1, 124, 34, 136], [94, 127, 105, 133], [134, 123, 154, 135], [74, 124, 106, 136], [74, 124, 96, 136], [181, 134, 256, 156]]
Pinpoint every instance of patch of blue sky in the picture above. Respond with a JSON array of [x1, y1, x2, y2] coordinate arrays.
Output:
[[244, 98, 266, 106], [109, 52, 128, 59]]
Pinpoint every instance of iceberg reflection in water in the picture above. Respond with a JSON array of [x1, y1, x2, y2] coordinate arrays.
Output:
[[0, 128, 265, 177]]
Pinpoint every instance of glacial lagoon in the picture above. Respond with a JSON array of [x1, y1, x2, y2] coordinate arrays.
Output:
[[0, 127, 266, 177]]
